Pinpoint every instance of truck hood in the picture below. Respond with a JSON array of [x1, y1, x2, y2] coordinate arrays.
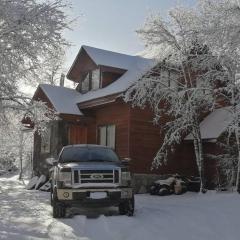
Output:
[[59, 161, 122, 170]]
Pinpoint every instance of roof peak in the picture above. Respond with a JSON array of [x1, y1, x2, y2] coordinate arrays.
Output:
[[82, 45, 143, 60]]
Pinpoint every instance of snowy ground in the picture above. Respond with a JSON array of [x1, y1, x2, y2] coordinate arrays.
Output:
[[0, 175, 240, 240]]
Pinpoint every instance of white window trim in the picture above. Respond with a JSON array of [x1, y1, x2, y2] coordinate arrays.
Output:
[[98, 124, 116, 149]]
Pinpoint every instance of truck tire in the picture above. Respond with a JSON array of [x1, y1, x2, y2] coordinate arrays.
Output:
[[52, 188, 66, 218], [50, 186, 53, 206], [119, 196, 135, 216], [53, 201, 66, 218]]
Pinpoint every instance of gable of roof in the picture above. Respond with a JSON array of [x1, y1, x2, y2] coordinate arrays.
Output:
[[185, 107, 233, 140], [37, 84, 83, 116]]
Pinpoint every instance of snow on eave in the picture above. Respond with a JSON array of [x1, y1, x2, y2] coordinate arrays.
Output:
[[185, 107, 232, 141], [38, 84, 83, 116]]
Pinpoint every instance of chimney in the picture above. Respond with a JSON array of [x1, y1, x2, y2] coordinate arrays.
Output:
[[60, 73, 65, 87]]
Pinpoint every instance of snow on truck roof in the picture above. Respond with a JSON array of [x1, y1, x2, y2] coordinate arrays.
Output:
[[39, 84, 83, 116], [185, 107, 233, 140]]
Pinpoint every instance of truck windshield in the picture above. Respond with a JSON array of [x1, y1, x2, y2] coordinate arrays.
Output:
[[59, 147, 120, 163]]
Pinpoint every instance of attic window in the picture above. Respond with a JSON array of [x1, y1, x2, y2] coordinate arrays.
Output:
[[81, 69, 100, 93], [81, 72, 90, 92], [92, 69, 100, 90]]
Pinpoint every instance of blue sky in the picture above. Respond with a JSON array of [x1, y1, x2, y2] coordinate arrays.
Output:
[[64, 0, 196, 69]]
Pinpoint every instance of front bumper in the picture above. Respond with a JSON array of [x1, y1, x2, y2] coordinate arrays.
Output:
[[56, 188, 133, 207]]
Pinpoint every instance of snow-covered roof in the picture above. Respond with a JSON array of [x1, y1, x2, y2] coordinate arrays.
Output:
[[75, 46, 156, 104], [38, 46, 156, 111], [185, 107, 233, 140], [82, 45, 147, 70], [39, 84, 83, 115]]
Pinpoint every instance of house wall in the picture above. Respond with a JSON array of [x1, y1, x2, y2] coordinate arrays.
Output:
[[129, 106, 161, 173], [85, 102, 130, 159], [128, 107, 199, 175]]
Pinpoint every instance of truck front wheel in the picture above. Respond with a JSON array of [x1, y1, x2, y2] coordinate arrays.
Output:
[[52, 189, 66, 218], [53, 201, 66, 218]]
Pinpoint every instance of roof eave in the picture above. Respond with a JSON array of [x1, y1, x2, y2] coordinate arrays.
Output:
[[78, 92, 122, 109]]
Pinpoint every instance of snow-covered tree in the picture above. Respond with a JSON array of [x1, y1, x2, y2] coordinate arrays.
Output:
[[125, 10, 223, 192], [0, 101, 57, 178], [182, 0, 240, 190], [207, 135, 238, 190], [29, 47, 66, 87], [0, 0, 70, 120]]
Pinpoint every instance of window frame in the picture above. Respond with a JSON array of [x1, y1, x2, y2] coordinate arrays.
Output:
[[98, 124, 116, 149], [80, 68, 101, 93]]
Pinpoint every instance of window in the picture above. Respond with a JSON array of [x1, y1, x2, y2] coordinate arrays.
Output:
[[92, 69, 100, 90], [81, 72, 90, 92], [41, 126, 51, 153], [98, 125, 116, 149], [80, 68, 100, 93], [161, 69, 178, 89]]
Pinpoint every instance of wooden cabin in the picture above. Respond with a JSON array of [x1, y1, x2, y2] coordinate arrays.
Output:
[[31, 45, 230, 191]]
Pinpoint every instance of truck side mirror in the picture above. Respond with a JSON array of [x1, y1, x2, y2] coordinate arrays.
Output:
[[121, 158, 131, 165], [46, 157, 58, 166]]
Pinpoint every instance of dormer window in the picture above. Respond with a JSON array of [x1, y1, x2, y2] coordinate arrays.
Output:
[[92, 69, 100, 90], [80, 68, 100, 93], [82, 72, 90, 92]]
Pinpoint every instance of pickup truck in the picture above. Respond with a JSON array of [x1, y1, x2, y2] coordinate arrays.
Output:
[[48, 144, 134, 218]]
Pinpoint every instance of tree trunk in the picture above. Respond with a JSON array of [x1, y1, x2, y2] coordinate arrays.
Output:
[[193, 126, 206, 193], [234, 129, 240, 192], [19, 129, 24, 180]]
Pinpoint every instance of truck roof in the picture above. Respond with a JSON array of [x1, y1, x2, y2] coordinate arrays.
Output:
[[62, 144, 111, 149]]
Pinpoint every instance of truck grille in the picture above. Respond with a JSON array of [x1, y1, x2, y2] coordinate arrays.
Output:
[[73, 169, 119, 184]]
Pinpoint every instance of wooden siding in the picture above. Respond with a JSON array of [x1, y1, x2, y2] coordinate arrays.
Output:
[[100, 66, 126, 88], [101, 72, 123, 88], [68, 125, 87, 144], [129, 106, 162, 174]]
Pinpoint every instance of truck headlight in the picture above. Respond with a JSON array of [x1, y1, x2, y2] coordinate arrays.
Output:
[[58, 169, 72, 185], [121, 171, 131, 186]]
